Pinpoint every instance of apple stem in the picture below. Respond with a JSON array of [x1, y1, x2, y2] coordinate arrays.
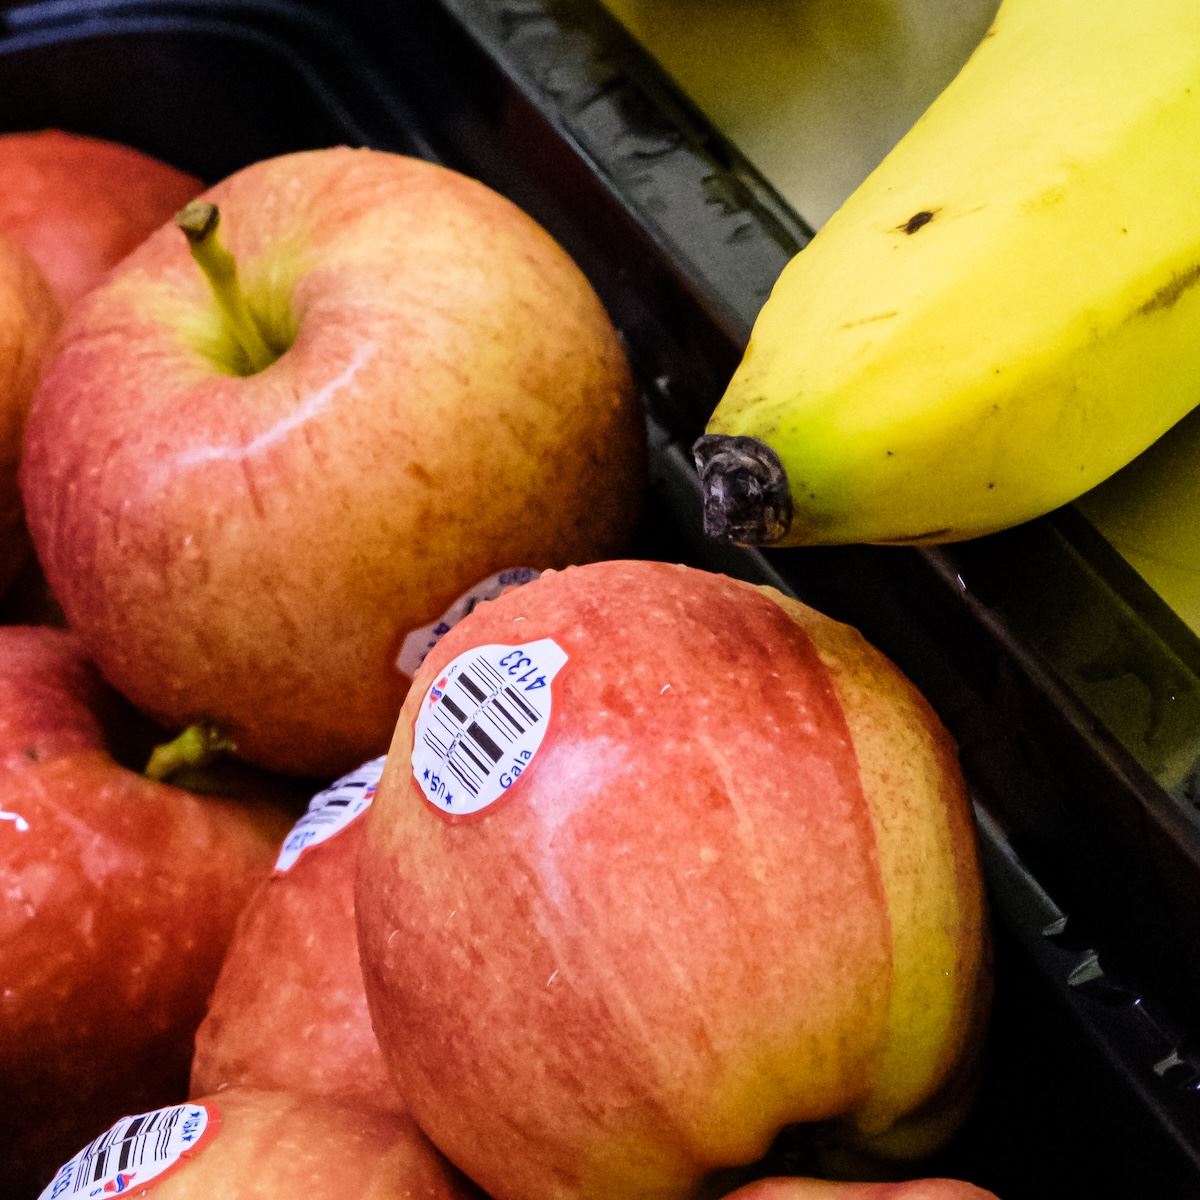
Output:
[[145, 722, 237, 782], [176, 200, 278, 375]]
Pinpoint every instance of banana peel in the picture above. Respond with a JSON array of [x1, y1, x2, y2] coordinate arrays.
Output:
[[693, 0, 1200, 548]]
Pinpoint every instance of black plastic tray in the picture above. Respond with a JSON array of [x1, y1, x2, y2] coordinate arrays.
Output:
[[1, 1, 1197, 1195]]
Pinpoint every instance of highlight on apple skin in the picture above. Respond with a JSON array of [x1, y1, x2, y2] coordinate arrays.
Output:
[[19, 144, 647, 779], [355, 558, 991, 1200], [0, 625, 291, 1194]]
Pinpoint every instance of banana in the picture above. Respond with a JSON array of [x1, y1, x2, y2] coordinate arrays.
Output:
[[694, 0, 1200, 547]]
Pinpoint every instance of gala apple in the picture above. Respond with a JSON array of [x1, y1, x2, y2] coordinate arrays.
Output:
[[20, 145, 645, 778], [355, 559, 990, 1200], [35, 1088, 483, 1200], [0, 626, 291, 1194], [0, 128, 202, 310], [191, 756, 404, 1114], [0, 231, 59, 598]]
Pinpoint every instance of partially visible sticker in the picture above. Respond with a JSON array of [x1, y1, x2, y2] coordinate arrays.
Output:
[[38, 1102, 219, 1199], [412, 638, 568, 818], [396, 568, 540, 677], [274, 755, 387, 873]]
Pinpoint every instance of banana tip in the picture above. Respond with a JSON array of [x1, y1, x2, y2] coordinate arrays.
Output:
[[692, 433, 792, 545]]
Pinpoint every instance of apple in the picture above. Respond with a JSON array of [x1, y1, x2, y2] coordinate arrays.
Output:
[[0, 128, 202, 310], [36, 1088, 484, 1200], [0, 231, 60, 599], [191, 756, 404, 1115], [0, 625, 293, 1195], [720, 1177, 998, 1200], [0, 129, 196, 608], [355, 559, 990, 1200], [20, 145, 646, 778]]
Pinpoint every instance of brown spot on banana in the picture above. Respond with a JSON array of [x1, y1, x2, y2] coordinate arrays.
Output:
[[841, 310, 900, 329], [899, 210, 938, 234], [1134, 262, 1200, 317]]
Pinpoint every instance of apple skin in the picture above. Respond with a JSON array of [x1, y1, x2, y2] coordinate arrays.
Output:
[[191, 796, 403, 1115], [0, 231, 60, 599], [355, 559, 989, 1200], [38, 1088, 484, 1200], [0, 127, 194, 605], [20, 145, 645, 778], [720, 1178, 998, 1200], [0, 128, 202, 310], [0, 626, 292, 1195]]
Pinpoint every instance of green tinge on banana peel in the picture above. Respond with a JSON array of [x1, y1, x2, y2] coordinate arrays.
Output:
[[697, 0, 1200, 548]]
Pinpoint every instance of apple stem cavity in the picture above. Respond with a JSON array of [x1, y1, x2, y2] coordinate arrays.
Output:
[[176, 199, 279, 376], [145, 721, 238, 783]]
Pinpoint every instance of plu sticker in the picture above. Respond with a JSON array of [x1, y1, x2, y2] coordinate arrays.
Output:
[[38, 1102, 219, 1199], [274, 755, 387, 873], [412, 638, 567, 818], [396, 568, 540, 677]]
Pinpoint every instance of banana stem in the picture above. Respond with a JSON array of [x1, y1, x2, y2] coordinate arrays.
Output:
[[176, 200, 277, 374], [692, 433, 793, 545], [145, 721, 237, 782]]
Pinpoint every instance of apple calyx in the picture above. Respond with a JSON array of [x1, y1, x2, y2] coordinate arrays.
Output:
[[144, 721, 238, 782], [176, 199, 283, 376]]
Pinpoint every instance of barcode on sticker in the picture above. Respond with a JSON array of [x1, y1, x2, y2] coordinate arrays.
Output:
[[39, 1103, 217, 1199], [412, 638, 567, 817], [274, 755, 386, 873]]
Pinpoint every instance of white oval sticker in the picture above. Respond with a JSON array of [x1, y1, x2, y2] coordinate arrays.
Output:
[[274, 756, 387, 873], [412, 638, 567, 817], [39, 1102, 219, 1199], [395, 568, 540, 677]]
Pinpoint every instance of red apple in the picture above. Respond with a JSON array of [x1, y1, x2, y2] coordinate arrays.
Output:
[[0, 129, 196, 607], [20, 145, 645, 778], [355, 560, 990, 1200], [0, 230, 60, 599], [722, 1178, 998, 1200], [35, 1088, 483, 1200], [0, 128, 202, 310], [0, 626, 292, 1195], [191, 756, 404, 1115]]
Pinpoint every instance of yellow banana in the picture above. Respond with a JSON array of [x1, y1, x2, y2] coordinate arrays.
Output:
[[694, 0, 1200, 547]]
